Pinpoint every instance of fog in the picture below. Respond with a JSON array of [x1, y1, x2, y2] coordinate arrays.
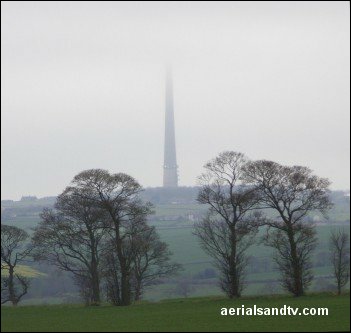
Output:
[[1, 1, 350, 200]]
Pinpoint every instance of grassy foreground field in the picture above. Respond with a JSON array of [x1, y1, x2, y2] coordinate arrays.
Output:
[[1, 294, 349, 332]]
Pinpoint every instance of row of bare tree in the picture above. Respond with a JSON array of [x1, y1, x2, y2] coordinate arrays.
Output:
[[1, 152, 349, 306], [194, 151, 349, 298]]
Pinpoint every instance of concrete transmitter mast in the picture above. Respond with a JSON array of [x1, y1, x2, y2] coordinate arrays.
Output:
[[163, 67, 178, 187]]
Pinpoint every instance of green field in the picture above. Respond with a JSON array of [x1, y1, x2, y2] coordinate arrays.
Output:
[[1, 294, 349, 332], [2, 199, 349, 304], [1, 265, 45, 278], [4, 223, 348, 304], [156, 224, 349, 269]]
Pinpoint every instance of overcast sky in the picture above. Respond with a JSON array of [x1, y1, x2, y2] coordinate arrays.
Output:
[[1, 1, 350, 200]]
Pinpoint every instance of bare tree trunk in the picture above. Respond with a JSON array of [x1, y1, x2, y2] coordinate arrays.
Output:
[[229, 226, 240, 298], [91, 266, 100, 305], [337, 281, 341, 295], [337, 249, 342, 295], [105, 257, 121, 305], [330, 229, 349, 296], [120, 269, 131, 305], [8, 266, 18, 306], [114, 227, 131, 306], [134, 279, 142, 301], [287, 229, 303, 297], [86, 231, 100, 306]]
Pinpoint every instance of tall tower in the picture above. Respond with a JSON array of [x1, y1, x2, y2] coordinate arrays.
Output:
[[163, 67, 178, 187]]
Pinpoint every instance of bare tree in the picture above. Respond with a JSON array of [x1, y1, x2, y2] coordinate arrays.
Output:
[[243, 160, 332, 296], [330, 229, 349, 295], [194, 151, 261, 298], [68, 169, 153, 306], [263, 223, 317, 296], [32, 186, 107, 306], [131, 225, 181, 301], [1, 225, 32, 306]]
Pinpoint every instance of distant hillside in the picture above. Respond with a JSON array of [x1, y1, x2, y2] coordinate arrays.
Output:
[[1, 188, 349, 226]]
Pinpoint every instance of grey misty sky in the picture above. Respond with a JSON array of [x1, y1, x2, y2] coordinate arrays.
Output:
[[1, 1, 350, 200]]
